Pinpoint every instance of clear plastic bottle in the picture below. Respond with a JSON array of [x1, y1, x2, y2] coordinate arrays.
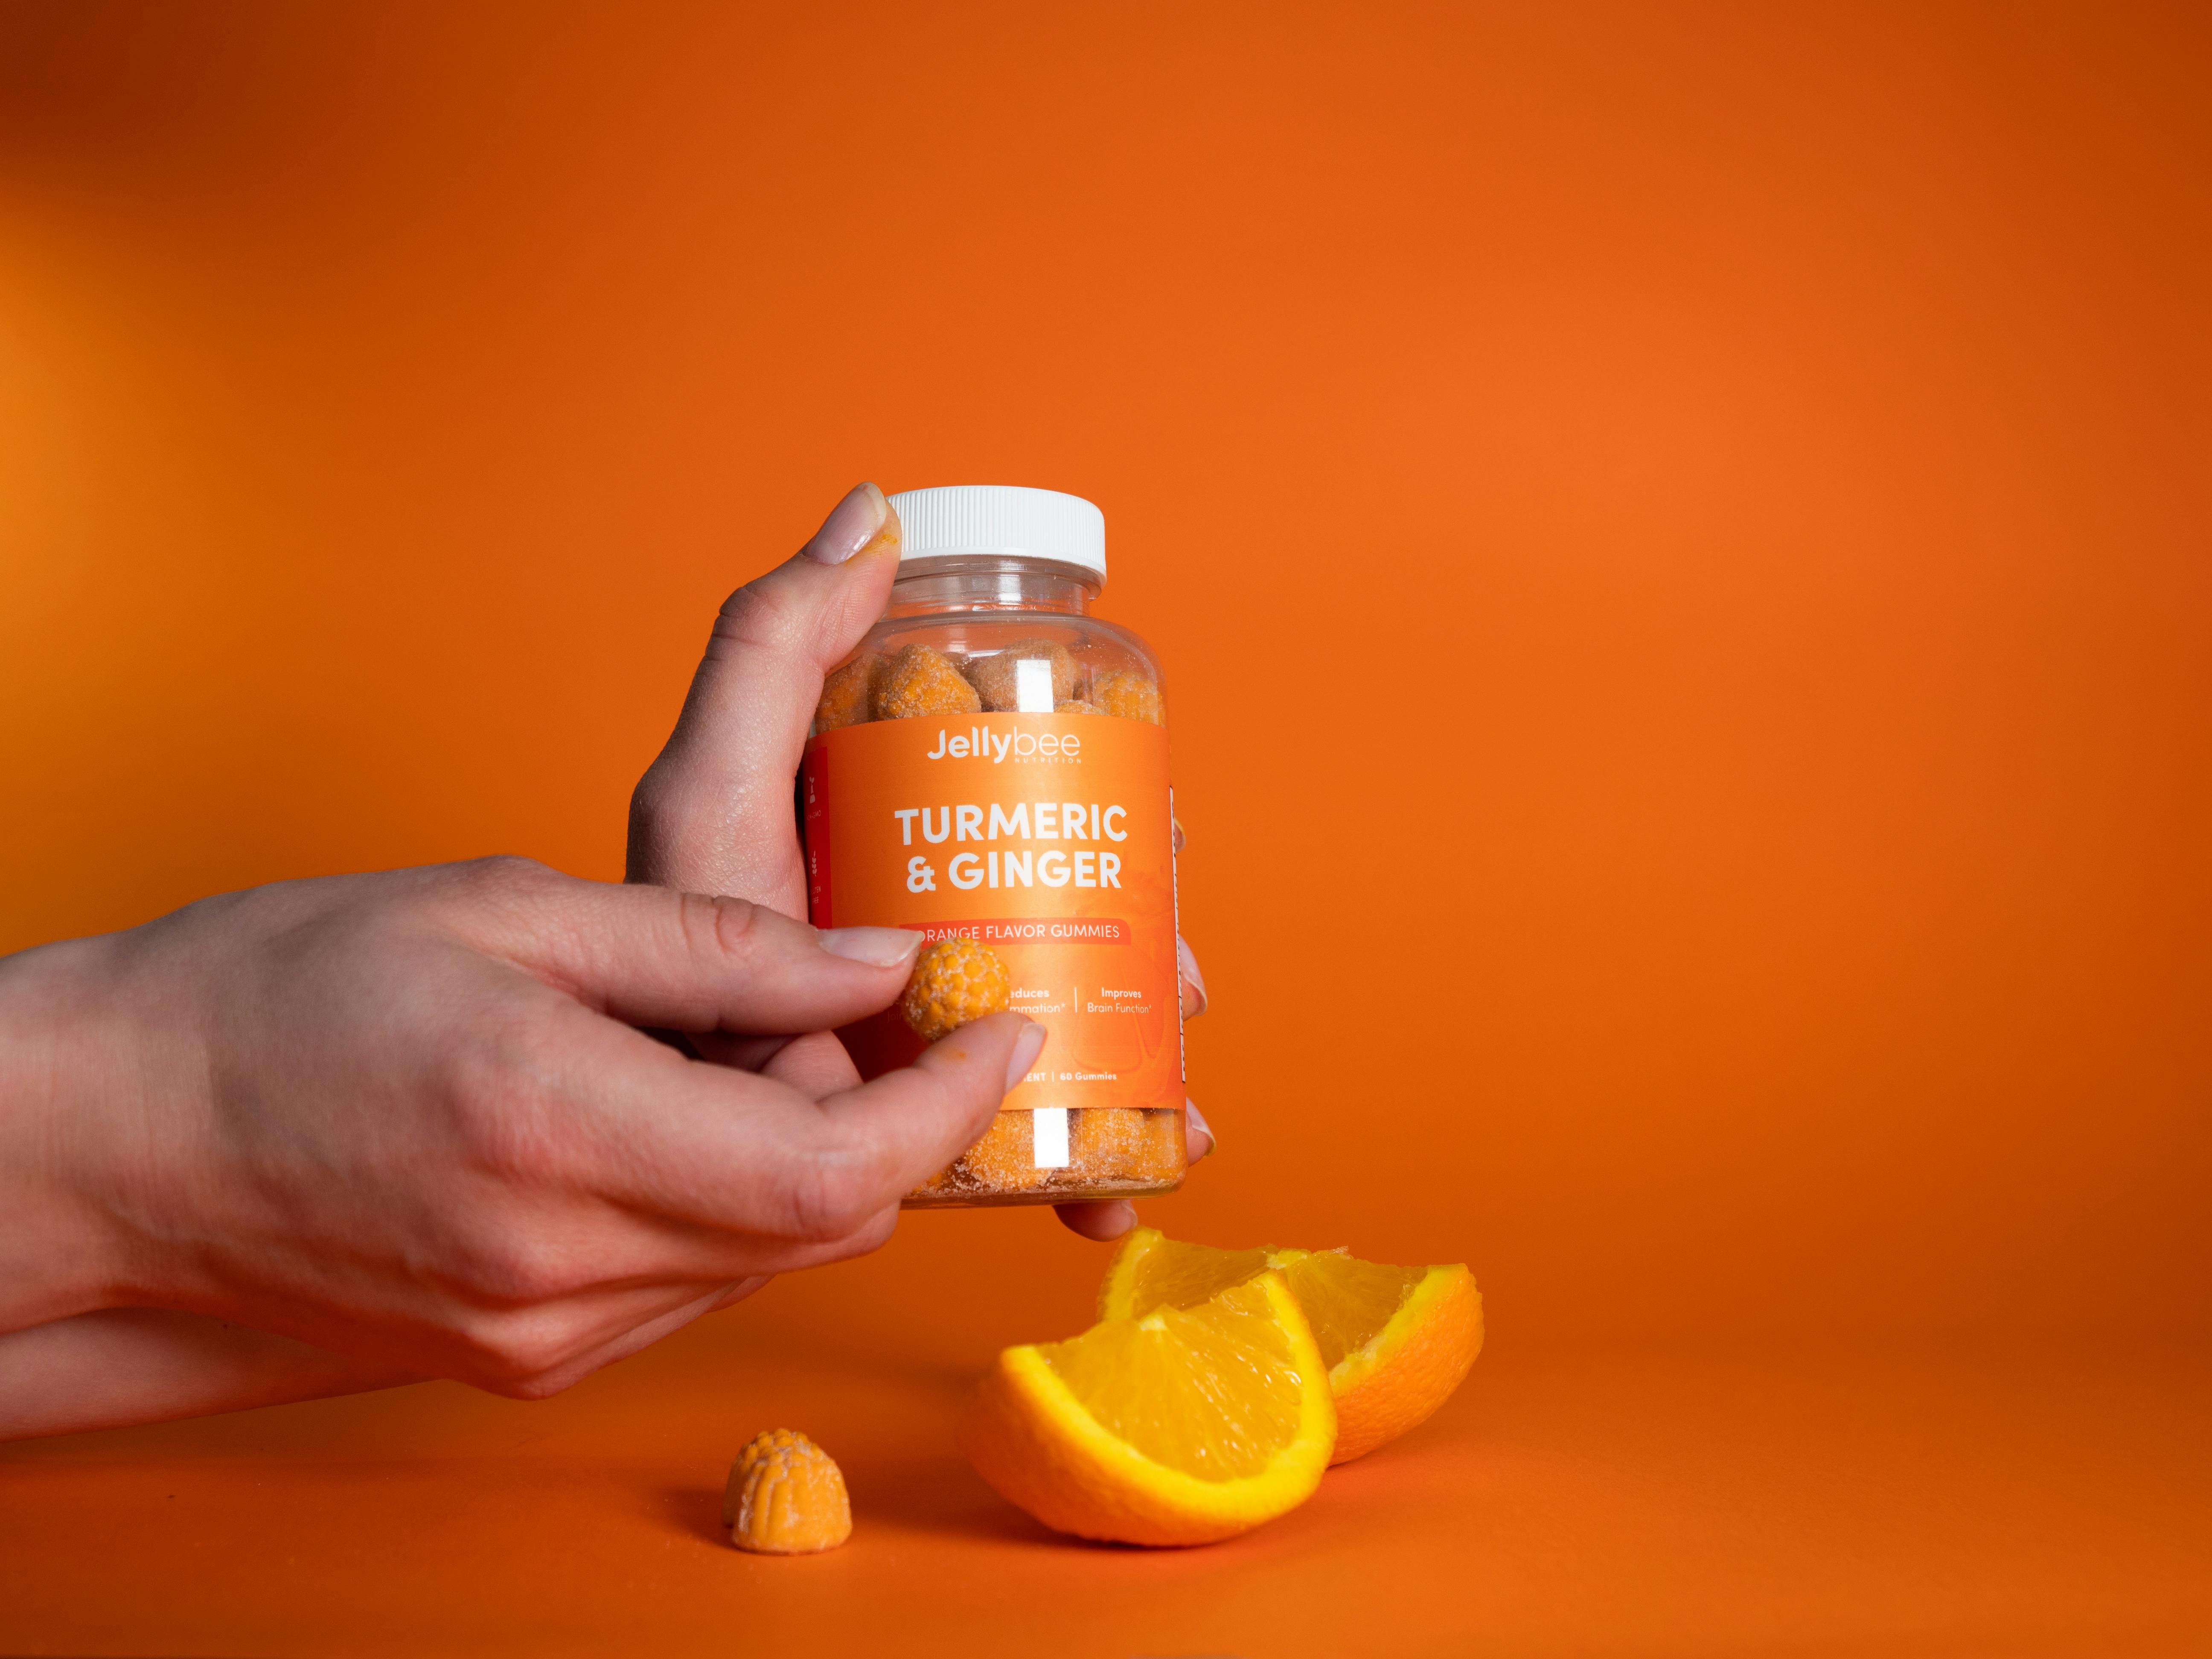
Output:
[[801, 486, 1185, 1207]]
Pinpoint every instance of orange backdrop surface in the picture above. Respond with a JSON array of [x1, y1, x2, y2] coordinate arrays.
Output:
[[1, 4, 2209, 1653]]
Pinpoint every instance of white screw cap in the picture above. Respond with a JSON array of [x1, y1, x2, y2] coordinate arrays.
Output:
[[886, 485, 1106, 579]]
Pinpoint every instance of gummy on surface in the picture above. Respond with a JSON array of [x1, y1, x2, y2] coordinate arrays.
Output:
[[724, 1428, 851, 1555]]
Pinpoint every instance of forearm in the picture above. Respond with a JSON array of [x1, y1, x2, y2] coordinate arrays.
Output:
[[0, 1308, 419, 1441], [0, 934, 153, 1333], [1, 933, 422, 1440]]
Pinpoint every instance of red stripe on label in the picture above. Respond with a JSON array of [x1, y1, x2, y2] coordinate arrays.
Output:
[[802, 740, 832, 926]]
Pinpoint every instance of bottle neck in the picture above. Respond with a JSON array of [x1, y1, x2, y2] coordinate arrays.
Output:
[[885, 557, 1099, 617]]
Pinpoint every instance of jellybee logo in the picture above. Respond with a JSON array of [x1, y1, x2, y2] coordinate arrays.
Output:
[[926, 726, 1081, 763]]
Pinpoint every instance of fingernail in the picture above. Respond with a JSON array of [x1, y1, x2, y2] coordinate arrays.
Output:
[[1184, 1098, 1215, 1156], [802, 482, 891, 565], [818, 926, 922, 968], [1083, 1200, 1139, 1240], [1177, 936, 1208, 1018], [1004, 1020, 1048, 1092]]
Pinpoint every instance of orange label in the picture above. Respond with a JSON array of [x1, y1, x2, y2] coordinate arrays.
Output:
[[803, 714, 1182, 1112]]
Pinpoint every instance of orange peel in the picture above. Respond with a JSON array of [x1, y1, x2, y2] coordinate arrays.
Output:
[[959, 1272, 1335, 1545], [1098, 1228, 1482, 1464]]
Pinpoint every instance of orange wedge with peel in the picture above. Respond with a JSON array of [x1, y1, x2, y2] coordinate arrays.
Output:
[[1099, 1227, 1481, 1464], [957, 1272, 1335, 1545]]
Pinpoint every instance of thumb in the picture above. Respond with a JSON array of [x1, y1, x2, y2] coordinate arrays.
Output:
[[627, 482, 901, 914]]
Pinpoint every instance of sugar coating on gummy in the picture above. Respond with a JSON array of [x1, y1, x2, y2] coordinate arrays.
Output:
[[964, 637, 1079, 711], [956, 1111, 1038, 1190], [1070, 1106, 1182, 1179], [1093, 669, 1163, 724], [873, 643, 981, 721], [813, 652, 883, 735], [725, 1429, 852, 1555], [901, 937, 1011, 1043]]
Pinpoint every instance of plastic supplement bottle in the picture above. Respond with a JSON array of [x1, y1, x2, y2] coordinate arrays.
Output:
[[802, 485, 1185, 1207]]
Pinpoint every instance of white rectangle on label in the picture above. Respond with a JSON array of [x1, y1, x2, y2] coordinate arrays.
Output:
[[1016, 658, 1056, 713], [1031, 1105, 1070, 1168]]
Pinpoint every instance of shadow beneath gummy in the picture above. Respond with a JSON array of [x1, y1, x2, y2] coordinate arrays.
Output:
[[652, 1452, 1070, 1551], [655, 1484, 731, 1548]]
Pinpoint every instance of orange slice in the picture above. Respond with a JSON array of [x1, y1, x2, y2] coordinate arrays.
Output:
[[957, 1272, 1336, 1545], [1099, 1227, 1482, 1464]]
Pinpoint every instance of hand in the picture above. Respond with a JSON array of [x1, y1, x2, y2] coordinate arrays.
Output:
[[0, 481, 1211, 1439], [0, 860, 1039, 1433], [1052, 839, 1217, 1240], [625, 482, 1216, 1243]]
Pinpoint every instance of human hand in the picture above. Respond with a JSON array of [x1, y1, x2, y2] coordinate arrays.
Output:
[[0, 481, 1209, 1440], [0, 860, 1040, 1416], [625, 483, 1215, 1242]]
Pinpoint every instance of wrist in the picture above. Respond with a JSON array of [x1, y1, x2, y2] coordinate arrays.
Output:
[[0, 934, 164, 1330]]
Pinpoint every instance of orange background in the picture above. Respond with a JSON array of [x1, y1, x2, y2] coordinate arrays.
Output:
[[2, 4, 2208, 1654]]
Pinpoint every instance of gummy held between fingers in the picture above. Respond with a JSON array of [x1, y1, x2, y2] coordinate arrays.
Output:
[[901, 937, 1012, 1042], [893, 935, 1182, 1201]]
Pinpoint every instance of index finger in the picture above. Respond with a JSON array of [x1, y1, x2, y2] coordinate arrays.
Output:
[[551, 1000, 1045, 1250]]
